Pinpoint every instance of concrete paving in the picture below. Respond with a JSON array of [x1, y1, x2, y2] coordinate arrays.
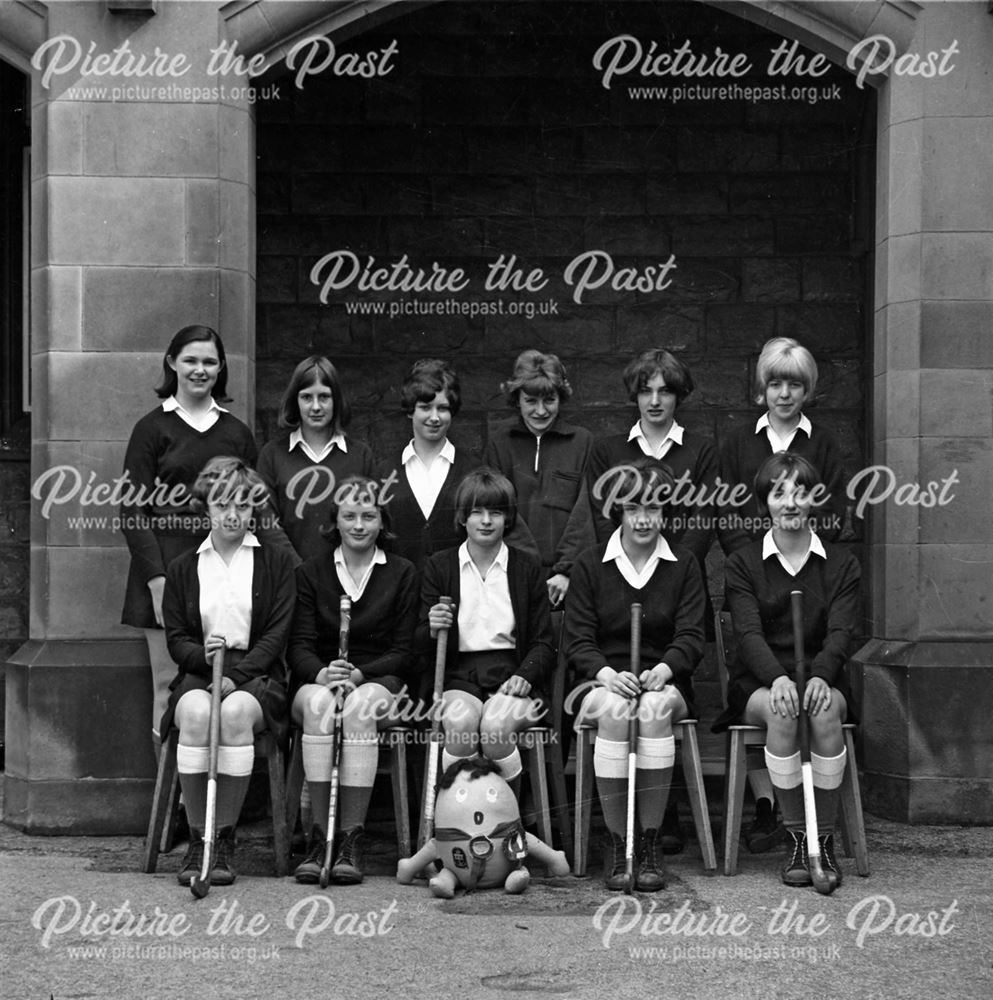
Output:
[[3, 809, 991, 1000]]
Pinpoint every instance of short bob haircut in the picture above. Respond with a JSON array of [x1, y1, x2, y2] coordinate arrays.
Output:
[[453, 467, 518, 532], [622, 349, 694, 404], [191, 455, 269, 510], [399, 358, 461, 417], [753, 452, 822, 514], [155, 325, 230, 402], [753, 337, 818, 404], [278, 355, 351, 433], [500, 349, 573, 407], [319, 474, 396, 551], [606, 458, 676, 526]]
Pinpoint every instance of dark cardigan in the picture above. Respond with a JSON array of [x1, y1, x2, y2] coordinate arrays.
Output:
[[380, 447, 475, 571], [415, 544, 555, 697], [717, 419, 846, 554], [257, 433, 377, 560], [287, 550, 419, 689], [718, 539, 861, 725], [162, 541, 297, 688], [584, 428, 718, 566], [120, 406, 258, 628], [563, 540, 704, 713]]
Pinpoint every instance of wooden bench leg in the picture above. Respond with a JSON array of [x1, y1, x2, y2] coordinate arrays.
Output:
[[573, 730, 594, 876], [263, 737, 290, 877], [723, 732, 749, 876], [391, 732, 412, 859], [143, 730, 179, 874], [678, 723, 716, 872], [839, 730, 870, 876]]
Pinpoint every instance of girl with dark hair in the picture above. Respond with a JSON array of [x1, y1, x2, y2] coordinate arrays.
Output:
[[722, 451, 860, 889], [120, 326, 273, 754], [565, 459, 705, 891], [483, 349, 594, 606], [584, 348, 717, 567], [257, 355, 376, 559], [162, 456, 297, 887], [287, 476, 419, 884], [417, 468, 554, 793]]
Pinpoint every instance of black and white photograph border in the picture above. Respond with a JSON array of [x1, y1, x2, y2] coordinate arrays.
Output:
[[0, 1, 991, 998]]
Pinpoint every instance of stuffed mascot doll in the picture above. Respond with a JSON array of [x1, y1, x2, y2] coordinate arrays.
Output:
[[397, 757, 569, 897]]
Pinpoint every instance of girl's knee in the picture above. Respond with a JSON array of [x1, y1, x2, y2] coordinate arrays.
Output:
[[296, 685, 335, 733], [219, 695, 261, 741], [637, 689, 684, 734]]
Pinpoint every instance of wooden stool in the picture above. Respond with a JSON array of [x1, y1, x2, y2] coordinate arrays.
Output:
[[143, 728, 290, 876], [572, 719, 718, 875], [286, 725, 415, 859], [715, 611, 869, 877]]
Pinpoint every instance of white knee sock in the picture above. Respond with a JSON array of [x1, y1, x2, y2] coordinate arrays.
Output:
[[764, 749, 802, 789], [636, 735, 674, 770], [493, 747, 522, 782], [593, 737, 628, 779], [340, 735, 379, 787], [302, 733, 335, 783], [177, 744, 209, 774], [811, 748, 847, 790]]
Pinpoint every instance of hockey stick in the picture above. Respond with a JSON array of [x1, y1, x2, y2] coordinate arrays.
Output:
[[319, 595, 351, 889], [792, 589, 838, 896], [191, 645, 225, 899], [624, 602, 642, 895]]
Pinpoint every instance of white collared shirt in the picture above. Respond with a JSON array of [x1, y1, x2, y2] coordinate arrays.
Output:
[[603, 526, 677, 590], [163, 395, 226, 433], [457, 541, 516, 651], [334, 545, 386, 602], [628, 419, 684, 461], [756, 411, 812, 454], [289, 428, 348, 464], [402, 438, 455, 519], [197, 531, 259, 650], [761, 528, 826, 577]]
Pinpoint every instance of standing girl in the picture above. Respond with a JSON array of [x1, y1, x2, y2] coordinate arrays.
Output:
[[121, 326, 269, 754], [162, 457, 296, 886], [287, 476, 419, 884], [483, 349, 593, 606], [257, 356, 376, 560]]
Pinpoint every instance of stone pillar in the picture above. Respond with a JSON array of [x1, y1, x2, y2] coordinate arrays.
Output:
[[854, 1, 993, 822], [5, 1, 256, 832]]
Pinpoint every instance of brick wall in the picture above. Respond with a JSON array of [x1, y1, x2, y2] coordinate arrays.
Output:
[[256, 0, 870, 494]]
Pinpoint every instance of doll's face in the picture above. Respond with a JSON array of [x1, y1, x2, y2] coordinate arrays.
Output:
[[435, 768, 520, 832]]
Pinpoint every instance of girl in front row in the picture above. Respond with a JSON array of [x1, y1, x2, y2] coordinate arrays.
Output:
[[162, 457, 297, 887], [287, 476, 419, 884], [723, 452, 860, 887], [565, 460, 704, 891], [419, 469, 555, 793]]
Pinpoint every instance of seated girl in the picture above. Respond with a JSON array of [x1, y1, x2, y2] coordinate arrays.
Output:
[[418, 468, 555, 794], [287, 476, 419, 884], [723, 452, 860, 888], [162, 457, 297, 887], [564, 460, 704, 891]]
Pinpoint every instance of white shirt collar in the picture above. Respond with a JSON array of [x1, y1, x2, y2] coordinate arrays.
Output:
[[458, 539, 509, 572], [163, 395, 226, 416], [289, 428, 348, 463], [334, 545, 387, 569], [196, 530, 261, 555], [402, 438, 456, 467], [603, 526, 677, 565], [755, 411, 812, 438], [628, 419, 684, 453], [761, 528, 826, 576]]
